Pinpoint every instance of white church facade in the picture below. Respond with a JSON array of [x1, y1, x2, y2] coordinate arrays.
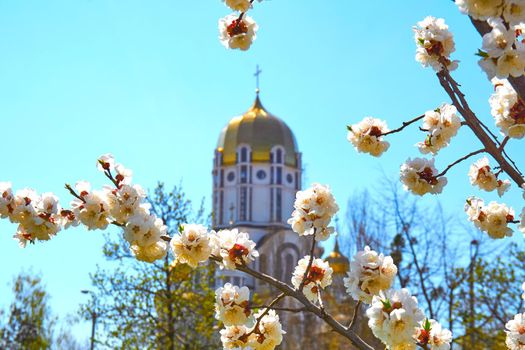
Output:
[[212, 91, 311, 293]]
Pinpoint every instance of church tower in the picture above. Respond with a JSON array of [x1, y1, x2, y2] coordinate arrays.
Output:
[[212, 88, 310, 293]]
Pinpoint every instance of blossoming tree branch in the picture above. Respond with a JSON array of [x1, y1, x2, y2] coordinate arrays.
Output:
[[0, 152, 447, 349], [2, 0, 525, 349]]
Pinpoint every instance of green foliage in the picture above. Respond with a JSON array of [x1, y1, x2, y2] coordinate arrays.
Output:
[[453, 243, 524, 349], [0, 272, 56, 350], [82, 182, 219, 349]]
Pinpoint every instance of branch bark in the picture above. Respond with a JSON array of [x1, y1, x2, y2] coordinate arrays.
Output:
[[299, 234, 317, 292], [348, 301, 362, 330], [436, 149, 486, 177], [436, 70, 525, 187], [380, 114, 425, 136]]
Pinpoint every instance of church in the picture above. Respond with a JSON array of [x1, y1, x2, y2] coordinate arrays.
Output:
[[211, 81, 380, 349]]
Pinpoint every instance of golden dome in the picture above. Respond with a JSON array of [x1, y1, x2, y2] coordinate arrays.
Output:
[[326, 240, 349, 274], [216, 93, 299, 167]]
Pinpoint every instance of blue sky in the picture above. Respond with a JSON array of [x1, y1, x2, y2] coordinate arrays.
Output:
[[0, 0, 523, 342]]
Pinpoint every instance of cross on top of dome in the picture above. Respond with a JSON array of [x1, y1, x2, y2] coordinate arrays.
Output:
[[254, 64, 262, 94]]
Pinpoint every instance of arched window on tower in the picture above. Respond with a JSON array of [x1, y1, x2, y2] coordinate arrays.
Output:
[[240, 166, 248, 184], [219, 191, 224, 225], [276, 243, 300, 282], [237, 145, 251, 165], [236, 145, 251, 222], [270, 146, 285, 222], [284, 254, 294, 282], [259, 254, 267, 274], [240, 187, 248, 221], [276, 188, 282, 222], [271, 147, 284, 165], [240, 147, 248, 163]]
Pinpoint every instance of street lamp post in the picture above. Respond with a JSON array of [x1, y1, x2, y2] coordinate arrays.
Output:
[[81, 290, 97, 350]]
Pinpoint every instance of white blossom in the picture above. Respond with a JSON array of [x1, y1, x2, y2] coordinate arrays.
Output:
[[477, 17, 525, 79], [505, 313, 525, 350], [219, 14, 258, 51], [71, 182, 111, 231], [97, 153, 115, 172], [13, 227, 32, 248], [9, 189, 66, 244], [57, 208, 78, 229], [249, 309, 285, 350], [366, 288, 425, 349], [347, 117, 390, 157], [124, 210, 167, 247], [215, 283, 251, 326], [455, 0, 504, 20], [343, 246, 398, 304], [504, 0, 525, 25], [468, 157, 511, 196], [211, 229, 259, 269], [106, 184, 146, 224], [220, 325, 250, 349], [479, 56, 498, 79], [417, 104, 461, 155], [115, 163, 133, 186], [414, 17, 457, 72], [130, 240, 168, 263], [465, 196, 515, 239], [489, 78, 525, 139], [170, 224, 212, 268], [291, 256, 333, 303], [0, 182, 14, 219], [400, 158, 447, 196], [496, 49, 525, 78], [223, 0, 252, 12], [287, 183, 338, 241], [414, 319, 453, 350], [10, 188, 39, 224], [482, 18, 515, 58]]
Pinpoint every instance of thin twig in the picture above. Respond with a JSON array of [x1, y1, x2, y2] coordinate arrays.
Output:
[[347, 301, 362, 330], [104, 169, 120, 188], [380, 114, 425, 136], [499, 136, 510, 151], [317, 285, 325, 312], [237, 0, 256, 22], [65, 184, 85, 202], [299, 233, 317, 292], [247, 293, 285, 336], [436, 149, 486, 178], [496, 136, 522, 176], [501, 147, 524, 177], [111, 221, 125, 228], [249, 306, 308, 313]]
